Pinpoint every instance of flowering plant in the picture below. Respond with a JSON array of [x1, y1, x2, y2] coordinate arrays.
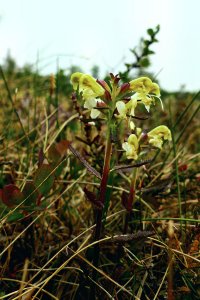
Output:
[[70, 71, 172, 291], [71, 72, 171, 160]]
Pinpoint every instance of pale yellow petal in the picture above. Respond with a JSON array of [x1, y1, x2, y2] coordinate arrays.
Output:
[[129, 121, 135, 130], [128, 134, 139, 150], [129, 77, 152, 93], [116, 101, 127, 118], [148, 125, 172, 141], [80, 74, 104, 96], [90, 108, 100, 119], [82, 88, 97, 100], [122, 141, 138, 160], [126, 95, 138, 116], [149, 83, 160, 96], [136, 128, 142, 136], [84, 98, 97, 109], [149, 137, 163, 149], [148, 125, 172, 149], [122, 142, 130, 152], [70, 72, 84, 90]]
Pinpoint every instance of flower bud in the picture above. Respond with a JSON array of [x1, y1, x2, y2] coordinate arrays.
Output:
[[119, 82, 130, 94]]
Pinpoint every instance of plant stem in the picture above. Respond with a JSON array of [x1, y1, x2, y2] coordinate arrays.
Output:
[[55, 58, 60, 132], [90, 133, 112, 296], [99, 138, 112, 205], [94, 135, 112, 249]]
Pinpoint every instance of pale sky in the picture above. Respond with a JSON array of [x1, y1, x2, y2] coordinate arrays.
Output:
[[0, 0, 200, 91]]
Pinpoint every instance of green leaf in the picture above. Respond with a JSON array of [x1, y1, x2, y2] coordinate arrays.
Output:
[[147, 28, 154, 37], [52, 160, 67, 177], [153, 38, 159, 43], [155, 24, 160, 33], [22, 182, 39, 206], [7, 211, 24, 222], [34, 164, 55, 196], [147, 49, 155, 55], [139, 57, 150, 68]]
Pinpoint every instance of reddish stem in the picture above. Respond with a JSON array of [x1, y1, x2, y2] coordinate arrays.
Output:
[[99, 139, 112, 205], [94, 137, 112, 240], [91, 137, 112, 297], [123, 177, 135, 234]]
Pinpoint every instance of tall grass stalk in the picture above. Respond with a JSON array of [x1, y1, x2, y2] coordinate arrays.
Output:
[[169, 101, 182, 230], [55, 57, 60, 131]]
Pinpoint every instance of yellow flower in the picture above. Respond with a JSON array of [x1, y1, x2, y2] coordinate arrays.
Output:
[[84, 98, 101, 119], [116, 101, 127, 119], [70, 72, 104, 100], [70, 72, 106, 119], [71, 72, 84, 90], [129, 77, 153, 93], [129, 121, 135, 130], [135, 92, 153, 112], [129, 77, 161, 112], [116, 95, 138, 119], [126, 95, 138, 116], [129, 121, 142, 138], [122, 134, 139, 160], [149, 82, 160, 96], [148, 125, 172, 149]]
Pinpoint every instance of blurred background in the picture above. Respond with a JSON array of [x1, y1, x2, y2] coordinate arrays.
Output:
[[0, 0, 200, 91]]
